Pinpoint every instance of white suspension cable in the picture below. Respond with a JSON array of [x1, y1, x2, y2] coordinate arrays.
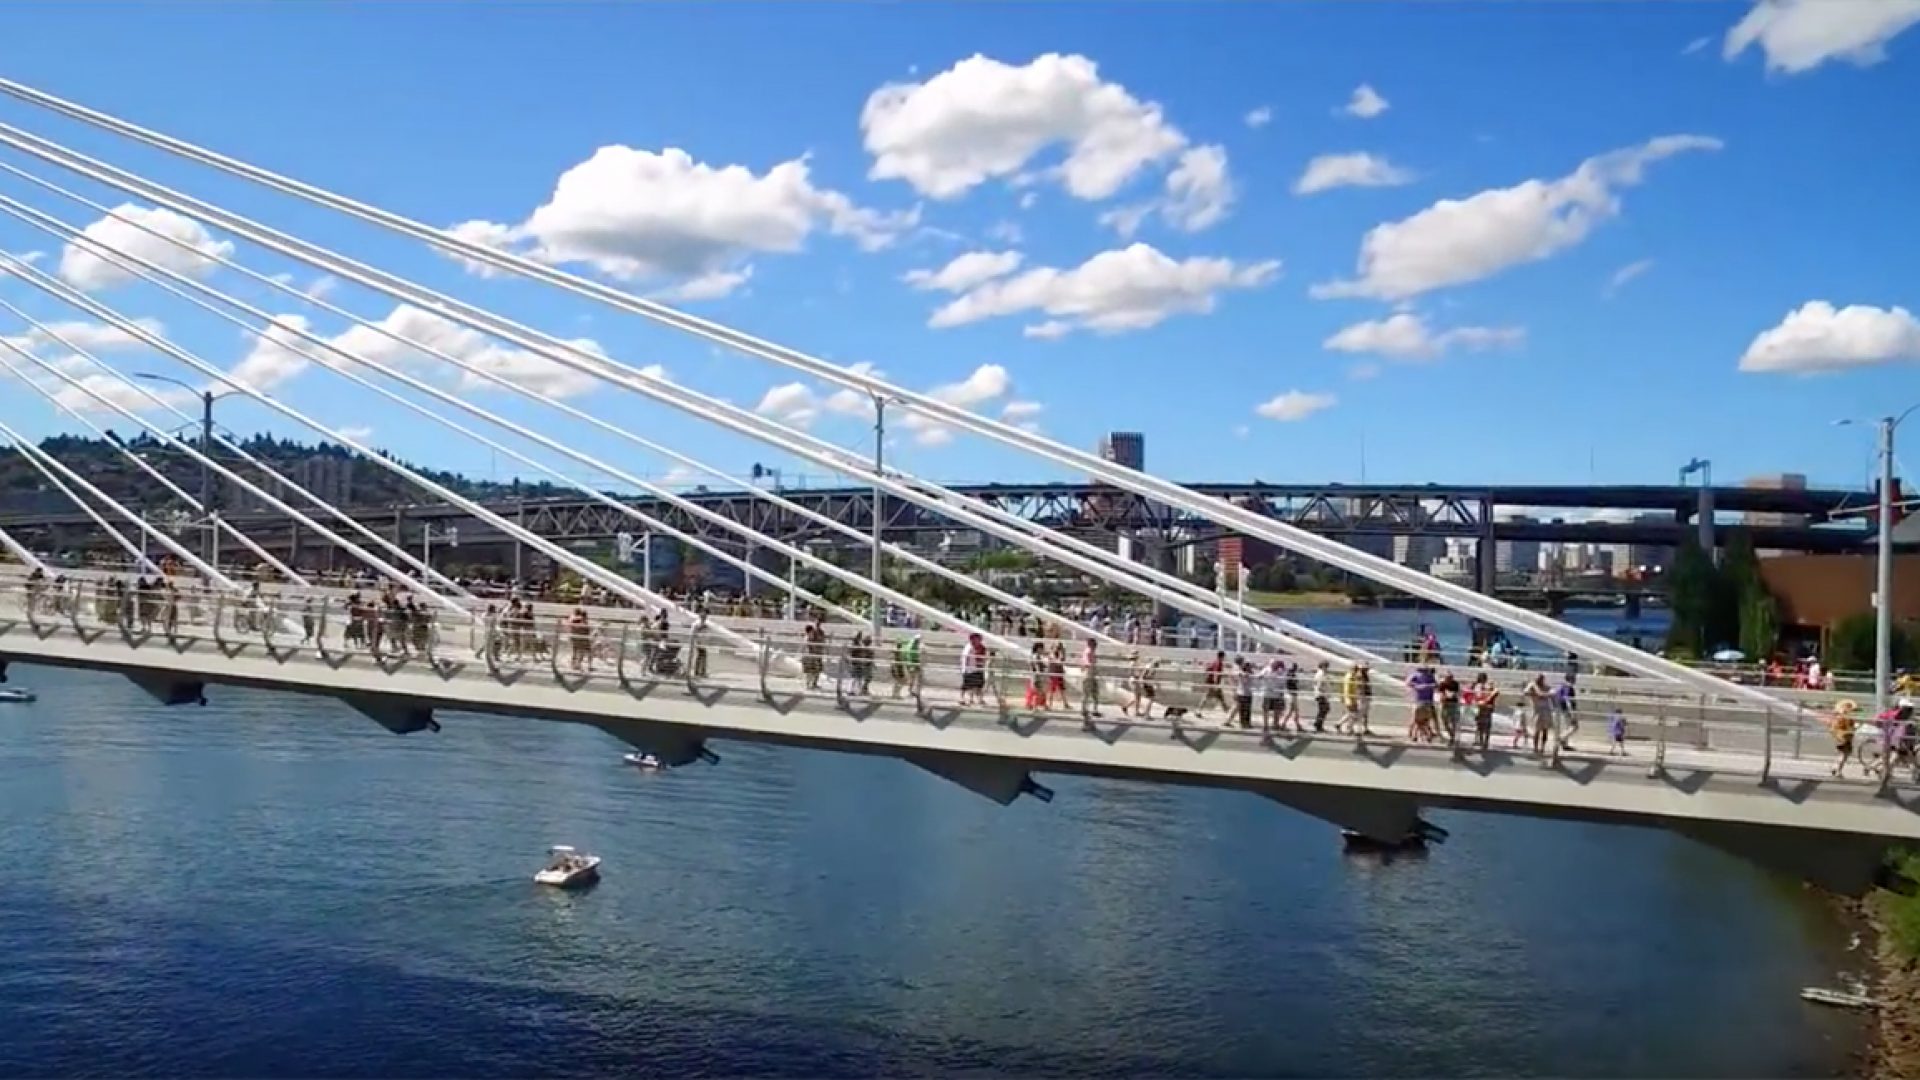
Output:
[[0, 414, 225, 584], [0, 138, 1328, 662], [0, 167, 1123, 647], [0, 521, 46, 571], [0, 252, 771, 659], [0, 432, 150, 573], [0, 277, 463, 613], [0, 92, 1771, 703], [0, 105, 1370, 660], [0, 341, 308, 586], [0, 190, 1074, 652]]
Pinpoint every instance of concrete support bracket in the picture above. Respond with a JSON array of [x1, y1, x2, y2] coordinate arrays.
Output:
[[347, 697, 440, 735], [586, 720, 718, 767], [1262, 784, 1445, 845], [903, 749, 1052, 805], [126, 672, 208, 707]]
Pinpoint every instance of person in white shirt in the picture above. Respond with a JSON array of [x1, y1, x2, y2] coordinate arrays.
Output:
[[1312, 661, 1331, 733]]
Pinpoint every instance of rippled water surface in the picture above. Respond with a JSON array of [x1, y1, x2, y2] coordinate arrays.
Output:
[[0, 608, 1870, 1077]]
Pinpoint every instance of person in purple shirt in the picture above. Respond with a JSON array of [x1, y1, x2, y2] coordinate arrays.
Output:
[[1406, 665, 1438, 742], [1554, 673, 1579, 750]]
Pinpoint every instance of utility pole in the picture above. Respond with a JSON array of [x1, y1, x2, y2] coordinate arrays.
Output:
[[871, 393, 887, 640], [1878, 416, 1895, 718], [1838, 406, 1914, 717], [135, 373, 228, 563]]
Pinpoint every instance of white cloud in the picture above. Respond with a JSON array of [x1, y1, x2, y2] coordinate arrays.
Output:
[[999, 397, 1045, 435], [654, 267, 753, 302], [860, 52, 1188, 200], [3, 317, 165, 355], [1158, 145, 1234, 232], [899, 363, 1015, 446], [304, 274, 339, 301], [1684, 35, 1714, 55], [927, 242, 1278, 335], [1322, 312, 1524, 361], [1341, 84, 1390, 119], [1292, 152, 1416, 196], [337, 425, 374, 442], [443, 146, 916, 293], [58, 204, 235, 292], [1724, 0, 1920, 74], [221, 315, 314, 393], [1099, 144, 1236, 237], [1255, 390, 1338, 422], [1348, 362, 1381, 381], [1244, 105, 1273, 129], [1736, 301, 1920, 373], [326, 304, 607, 399], [1605, 258, 1655, 296], [48, 370, 195, 416], [1312, 135, 1721, 301], [1022, 320, 1073, 340], [903, 250, 1024, 292], [823, 361, 886, 417], [986, 220, 1024, 245], [754, 382, 819, 428], [1231, 423, 1250, 439]]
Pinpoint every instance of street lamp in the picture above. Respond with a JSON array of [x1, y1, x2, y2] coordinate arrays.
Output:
[[1838, 405, 1918, 716], [134, 373, 239, 551], [869, 391, 906, 639]]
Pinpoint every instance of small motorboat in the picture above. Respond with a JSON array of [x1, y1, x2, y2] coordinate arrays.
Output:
[[0, 688, 36, 704], [533, 845, 601, 889], [622, 751, 664, 770], [1801, 986, 1877, 1010]]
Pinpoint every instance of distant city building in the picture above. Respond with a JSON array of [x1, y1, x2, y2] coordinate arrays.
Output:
[[1495, 516, 1541, 577], [235, 454, 356, 513], [1392, 534, 1444, 572], [1097, 431, 1145, 472]]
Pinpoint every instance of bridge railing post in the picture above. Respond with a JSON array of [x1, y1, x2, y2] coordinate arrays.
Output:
[[315, 601, 330, 662], [989, 649, 1007, 722], [683, 622, 699, 693], [1793, 703, 1804, 761], [1760, 707, 1773, 783], [615, 623, 629, 684], [1651, 707, 1667, 777], [757, 628, 773, 701], [212, 594, 227, 648], [833, 640, 848, 708]]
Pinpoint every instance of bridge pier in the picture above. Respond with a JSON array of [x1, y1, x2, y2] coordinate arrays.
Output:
[[348, 697, 441, 735], [1262, 784, 1444, 845], [125, 673, 207, 707], [1477, 498, 1496, 594], [902, 749, 1053, 805], [1676, 821, 1898, 897], [583, 719, 719, 767]]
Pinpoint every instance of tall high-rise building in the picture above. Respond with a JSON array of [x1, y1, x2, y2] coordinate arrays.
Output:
[[1392, 534, 1444, 572], [1097, 431, 1145, 472]]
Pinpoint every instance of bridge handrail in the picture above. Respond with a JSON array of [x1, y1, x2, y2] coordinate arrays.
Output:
[[4, 577, 1903, 795]]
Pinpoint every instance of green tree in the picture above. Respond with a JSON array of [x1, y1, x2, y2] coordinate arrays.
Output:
[[1739, 584, 1780, 661], [1829, 612, 1919, 673], [1665, 538, 1716, 657]]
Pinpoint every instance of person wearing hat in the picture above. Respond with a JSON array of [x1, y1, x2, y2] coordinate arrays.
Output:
[[1831, 699, 1859, 778]]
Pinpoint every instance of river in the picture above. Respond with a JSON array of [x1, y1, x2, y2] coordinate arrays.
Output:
[[0, 607, 1872, 1077]]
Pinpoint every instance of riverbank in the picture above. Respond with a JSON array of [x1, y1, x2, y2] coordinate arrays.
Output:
[[1247, 589, 1352, 610], [1862, 866, 1920, 1078]]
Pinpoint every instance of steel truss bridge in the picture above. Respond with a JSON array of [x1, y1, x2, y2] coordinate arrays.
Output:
[[0, 76, 1912, 897], [1, 481, 1886, 573]]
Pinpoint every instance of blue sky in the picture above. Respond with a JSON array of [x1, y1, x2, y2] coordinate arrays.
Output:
[[0, 1, 1917, 496]]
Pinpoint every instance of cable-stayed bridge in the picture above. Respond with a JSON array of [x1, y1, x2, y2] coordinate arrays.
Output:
[[0, 78, 1912, 895]]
